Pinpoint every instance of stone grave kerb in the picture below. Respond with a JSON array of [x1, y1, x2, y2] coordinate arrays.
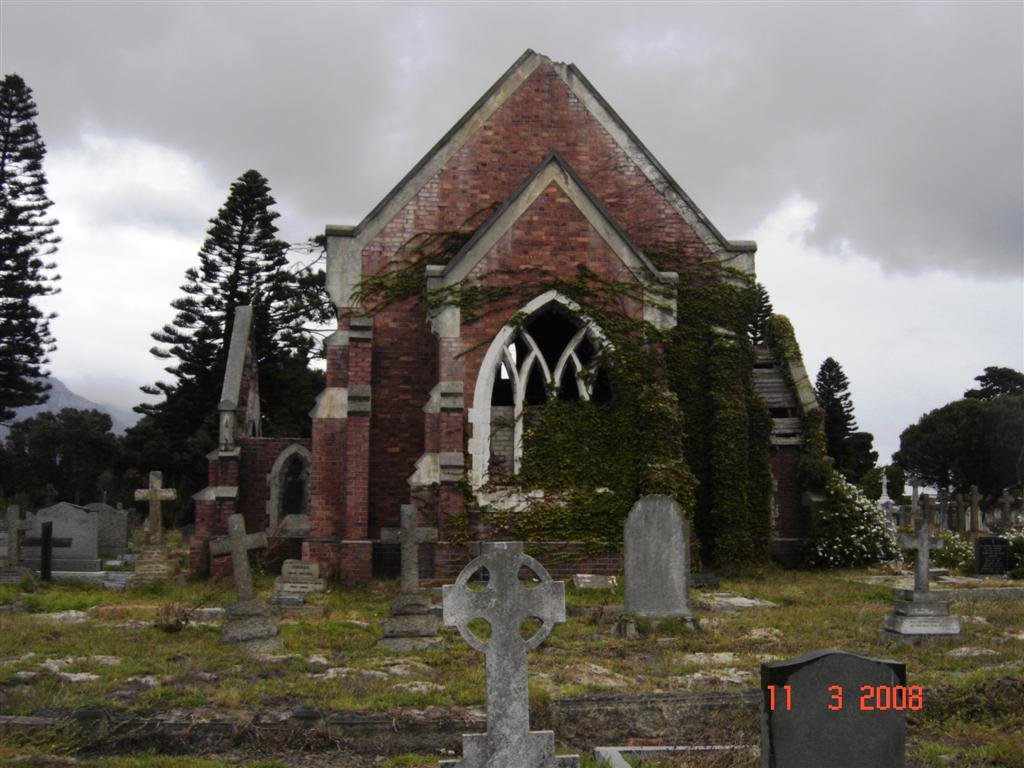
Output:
[[209, 514, 267, 602], [900, 519, 943, 594], [4, 505, 32, 565], [134, 471, 176, 545], [381, 504, 437, 594], [442, 541, 567, 767]]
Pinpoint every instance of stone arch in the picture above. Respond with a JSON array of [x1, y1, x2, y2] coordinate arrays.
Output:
[[468, 290, 609, 488], [266, 443, 312, 531]]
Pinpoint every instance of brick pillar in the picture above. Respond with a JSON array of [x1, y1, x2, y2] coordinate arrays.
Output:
[[189, 447, 240, 576], [339, 316, 373, 585], [304, 327, 347, 579]]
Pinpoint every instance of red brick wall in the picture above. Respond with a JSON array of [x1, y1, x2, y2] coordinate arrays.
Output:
[[769, 446, 807, 565], [237, 437, 312, 533], [433, 541, 622, 580]]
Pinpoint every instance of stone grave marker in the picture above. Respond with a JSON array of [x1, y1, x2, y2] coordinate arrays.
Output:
[[953, 494, 966, 534], [84, 502, 129, 558], [572, 574, 618, 590], [23, 522, 73, 581], [974, 536, 1010, 575], [134, 471, 176, 545], [271, 559, 326, 616], [967, 485, 983, 535], [378, 505, 442, 650], [937, 489, 950, 531], [920, 495, 936, 530], [761, 649, 907, 768], [881, 519, 960, 643], [210, 513, 282, 654], [441, 541, 578, 768], [0, 505, 35, 583], [22, 503, 100, 572], [623, 495, 696, 627]]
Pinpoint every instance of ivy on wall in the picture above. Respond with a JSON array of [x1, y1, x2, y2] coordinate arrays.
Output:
[[352, 230, 808, 567]]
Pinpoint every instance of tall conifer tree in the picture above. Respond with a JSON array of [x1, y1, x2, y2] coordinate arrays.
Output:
[[0, 74, 60, 423], [815, 357, 857, 459]]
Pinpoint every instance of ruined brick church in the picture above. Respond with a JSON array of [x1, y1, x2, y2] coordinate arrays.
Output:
[[190, 51, 818, 583]]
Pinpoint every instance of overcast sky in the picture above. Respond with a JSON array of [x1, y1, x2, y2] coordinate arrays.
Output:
[[2, 1, 1021, 464]]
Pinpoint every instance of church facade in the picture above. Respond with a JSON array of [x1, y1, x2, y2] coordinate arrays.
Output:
[[189, 51, 819, 583]]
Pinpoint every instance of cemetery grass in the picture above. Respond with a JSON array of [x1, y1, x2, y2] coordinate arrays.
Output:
[[0, 567, 1021, 767]]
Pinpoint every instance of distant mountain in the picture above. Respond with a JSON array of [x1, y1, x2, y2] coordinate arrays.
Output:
[[0, 377, 133, 438]]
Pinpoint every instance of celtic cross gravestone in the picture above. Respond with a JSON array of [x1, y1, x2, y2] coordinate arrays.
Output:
[[134, 471, 176, 545], [441, 541, 576, 768]]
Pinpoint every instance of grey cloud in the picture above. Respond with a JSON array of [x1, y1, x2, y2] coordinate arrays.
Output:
[[4, 1, 1021, 275]]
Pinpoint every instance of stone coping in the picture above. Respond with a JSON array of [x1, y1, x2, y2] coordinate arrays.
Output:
[[593, 745, 756, 768]]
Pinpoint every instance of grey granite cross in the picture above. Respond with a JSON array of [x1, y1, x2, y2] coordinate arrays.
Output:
[[900, 519, 943, 594], [968, 485, 983, 533], [443, 542, 566, 768], [134, 471, 177, 544], [381, 505, 437, 594], [3, 505, 32, 566], [209, 514, 267, 602]]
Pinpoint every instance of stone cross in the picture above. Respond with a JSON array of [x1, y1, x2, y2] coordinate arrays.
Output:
[[879, 473, 891, 503], [910, 480, 920, 519], [43, 483, 57, 507], [921, 495, 936, 530], [968, 485, 983, 533], [134, 471, 176, 544], [443, 542, 566, 767], [954, 493, 966, 533], [3, 505, 32, 566], [209, 514, 267, 602], [381, 504, 437, 594], [998, 490, 1013, 526], [900, 519, 943, 594]]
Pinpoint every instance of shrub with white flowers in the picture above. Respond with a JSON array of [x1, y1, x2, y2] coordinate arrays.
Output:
[[809, 472, 901, 568]]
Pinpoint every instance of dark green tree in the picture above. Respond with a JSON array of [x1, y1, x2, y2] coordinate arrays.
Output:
[[3, 408, 118, 506], [747, 282, 773, 346], [0, 74, 60, 423], [814, 357, 876, 483], [964, 366, 1024, 401], [895, 394, 1024, 501]]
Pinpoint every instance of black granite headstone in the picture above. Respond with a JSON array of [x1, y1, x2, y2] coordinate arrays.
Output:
[[761, 649, 908, 768], [974, 537, 1010, 575]]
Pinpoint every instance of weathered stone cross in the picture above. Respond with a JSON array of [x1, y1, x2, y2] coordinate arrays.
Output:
[[209, 514, 267, 602], [443, 541, 566, 768], [381, 504, 437, 594], [998, 490, 1013, 526], [901, 519, 943, 594], [3, 505, 32, 566], [134, 471, 177, 544], [968, 485, 983, 533]]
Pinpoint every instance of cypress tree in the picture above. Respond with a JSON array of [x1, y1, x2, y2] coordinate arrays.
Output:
[[0, 74, 60, 423]]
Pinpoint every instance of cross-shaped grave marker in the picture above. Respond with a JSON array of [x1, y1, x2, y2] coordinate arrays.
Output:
[[901, 518, 944, 594], [3, 505, 32, 566], [209, 514, 267, 602], [381, 504, 437, 594], [998, 490, 1013, 527], [442, 541, 568, 768], [134, 471, 176, 544], [23, 522, 73, 582], [968, 485, 983, 534]]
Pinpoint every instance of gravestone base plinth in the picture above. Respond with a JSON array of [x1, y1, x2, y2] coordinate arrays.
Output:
[[377, 593, 443, 651], [880, 589, 961, 645], [223, 598, 283, 654], [440, 730, 580, 768], [130, 544, 177, 586]]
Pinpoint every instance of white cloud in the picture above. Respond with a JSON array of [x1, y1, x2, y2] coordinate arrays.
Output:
[[753, 195, 1024, 465], [39, 130, 225, 414]]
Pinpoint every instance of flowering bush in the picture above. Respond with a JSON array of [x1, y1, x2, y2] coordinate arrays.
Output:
[[931, 530, 974, 573], [809, 473, 900, 568], [1008, 528, 1024, 580]]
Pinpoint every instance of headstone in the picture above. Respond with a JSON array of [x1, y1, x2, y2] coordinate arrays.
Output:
[[881, 520, 960, 643], [898, 504, 912, 529], [84, 502, 129, 558], [0, 505, 35, 583], [134, 471, 176, 545], [572, 574, 618, 590], [23, 522, 73, 581], [22, 503, 100, 572], [378, 505, 442, 651], [131, 543, 178, 586], [953, 494, 966, 534], [974, 536, 1010, 575], [937, 489, 949, 532], [920, 495, 936, 530], [271, 558, 326, 612], [441, 541, 578, 768], [761, 649, 907, 768], [210, 514, 282, 654], [968, 485, 983, 535], [623, 495, 696, 626]]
